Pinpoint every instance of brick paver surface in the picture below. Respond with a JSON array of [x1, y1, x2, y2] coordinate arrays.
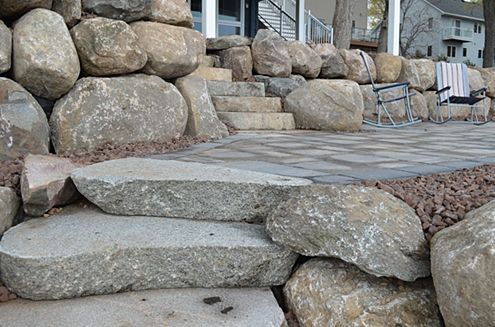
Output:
[[151, 124, 495, 183]]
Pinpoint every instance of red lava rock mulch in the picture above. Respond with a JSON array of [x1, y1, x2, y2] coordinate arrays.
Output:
[[364, 164, 495, 242]]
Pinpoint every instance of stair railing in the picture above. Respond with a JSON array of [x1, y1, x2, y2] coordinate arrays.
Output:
[[259, 0, 297, 41]]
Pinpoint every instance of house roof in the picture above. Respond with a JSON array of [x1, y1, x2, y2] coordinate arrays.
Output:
[[426, 0, 484, 21]]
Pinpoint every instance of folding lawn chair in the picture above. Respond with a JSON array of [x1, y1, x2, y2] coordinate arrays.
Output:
[[431, 62, 488, 125], [360, 51, 422, 128]]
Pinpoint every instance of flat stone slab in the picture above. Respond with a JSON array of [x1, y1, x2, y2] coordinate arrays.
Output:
[[191, 66, 232, 82], [217, 112, 296, 130], [208, 81, 265, 97], [213, 96, 282, 113], [0, 288, 286, 327], [0, 206, 298, 300], [71, 158, 311, 222]]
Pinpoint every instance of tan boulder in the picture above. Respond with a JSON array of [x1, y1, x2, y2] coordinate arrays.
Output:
[[219, 46, 253, 81], [52, 0, 81, 27], [288, 41, 322, 79], [252, 29, 291, 78], [339, 49, 376, 84], [311, 43, 348, 79], [412, 59, 436, 91], [374, 52, 402, 83], [398, 57, 422, 90]]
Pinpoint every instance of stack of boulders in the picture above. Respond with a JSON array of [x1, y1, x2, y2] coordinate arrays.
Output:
[[0, 0, 228, 162]]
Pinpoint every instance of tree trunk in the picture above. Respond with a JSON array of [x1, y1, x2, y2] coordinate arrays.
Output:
[[377, 1, 389, 53], [332, 0, 354, 49], [483, 0, 495, 68]]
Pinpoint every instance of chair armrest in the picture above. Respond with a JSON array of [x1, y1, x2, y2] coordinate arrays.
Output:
[[374, 82, 410, 93], [436, 86, 451, 95], [470, 87, 487, 96]]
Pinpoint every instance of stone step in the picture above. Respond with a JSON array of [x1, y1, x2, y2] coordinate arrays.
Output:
[[218, 112, 296, 130], [0, 288, 286, 327], [71, 158, 311, 222], [212, 96, 282, 113], [208, 81, 266, 97], [190, 66, 232, 82], [0, 206, 298, 300]]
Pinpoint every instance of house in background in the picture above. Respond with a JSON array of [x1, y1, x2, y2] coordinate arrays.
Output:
[[401, 0, 489, 67]]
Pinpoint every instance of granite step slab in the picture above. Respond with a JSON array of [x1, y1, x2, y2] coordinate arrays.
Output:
[[212, 96, 282, 113], [208, 81, 266, 97], [217, 112, 296, 130], [71, 158, 311, 222], [0, 206, 298, 300], [0, 288, 286, 327], [190, 66, 232, 82]]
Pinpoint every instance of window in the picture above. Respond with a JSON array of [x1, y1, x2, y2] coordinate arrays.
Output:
[[428, 18, 433, 29], [427, 46, 433, 57], [479, 50, 483, 58], [463, 48, 467, 57], [352, 20, 356, 28], [217, 0, 244, 37], [474, 23, 483, 34], [474, 23, 478, 33], [448, 46, 457, 57], [478, 25, 482, 33]]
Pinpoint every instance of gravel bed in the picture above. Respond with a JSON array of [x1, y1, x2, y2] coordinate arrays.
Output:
[[364, 165, 495, 242]]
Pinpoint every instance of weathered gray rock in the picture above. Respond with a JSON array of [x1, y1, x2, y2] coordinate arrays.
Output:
[[0, 288, 287, 327], [50, 74, 188, 154], [398, 57, 422, 90], [255, 75, 307, 98], [480, 68, 495, 97], [311, 43, 348, 79], [71, 158, 311, 222], [131, 21, 205, 79], [252, 29, 291, 78], [0, 206, 298, 300], [208, 81, 265, 97], [13, 9, 80, 100], [374, 52, 402, 83], [0, 78, 50, 160], [285, 259, 441, 327], [468, 68, 485, 92], [82, 0, 193, 26], [361, 85, 428, 121], [71, 18, 147, 76], [0, 20, 11, 74], [212, 96, 282, 113], [175, 75, 228, 139], [0, 0, 52, 18], [339, 49, 376, 84], [431, 200, 495, 327], [285, 79, 364, 132], [288, 41, 322, 79], [51, 0, 81, 27], [266, 185, 430, 281], [219, 46, 253, 81], [21, 155, 80, 217], [190, 66, 232, 81], [412, 59, 436, 91], [217, 112, 296, 130], [0, 187, 19, 235], [207, 35, 252, 51]]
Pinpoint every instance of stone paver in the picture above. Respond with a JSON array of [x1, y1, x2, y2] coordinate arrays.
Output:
[[158, 124, 495, 183]]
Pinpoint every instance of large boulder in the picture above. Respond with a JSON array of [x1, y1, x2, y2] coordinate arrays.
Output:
[[288, 41, 322, 79], [431, 200, 495, 327], [51, 0, 81, 27], [424, 91, 471, 120], [21, 155, 81, 217], [361, 85, 428, 121], [398, 57, 422, 90], [0, 187, 19, 235], [131, 21, 205, 79], [266, 184, 430, 281], [468, 68, 485, 92], [0, 20, 11, 74], [13, 9, 80, 100], [284, 79, 363, 132], [339, 49, 376, 84], [175, 75, 228, 139], [412, 59, 436, 91], [285, 259, 441, 327], [219, 46, 253, 81], [71, 18, 147, 76], [374, 52, 402, 83], [0, 78, 50, 160], [50, 74, 188, 154], [82, 0, 193, 26], [207, 35, 252, 51], [255, 75, 307, 98], [0, 0, 52, 18], [252, 29, 291, 78], [311, 43, 348, 79], [479, 68, 495, 97]]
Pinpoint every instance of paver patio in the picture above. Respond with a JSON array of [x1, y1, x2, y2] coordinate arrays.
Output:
[[151, 123, 495, 183]]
